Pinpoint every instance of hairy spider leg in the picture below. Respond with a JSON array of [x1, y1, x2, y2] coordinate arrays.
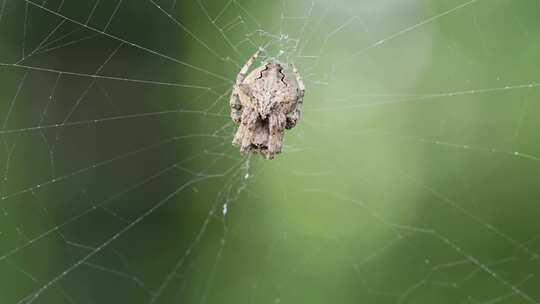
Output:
[[238, 107, 259, 153], [229, 49, 261, 123], [267, 113, 285, 156], [286, 64, 305, 129]]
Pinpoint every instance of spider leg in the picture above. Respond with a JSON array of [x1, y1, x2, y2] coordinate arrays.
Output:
[[286, 64, 305, 129], [268, 113, 286, 157], [229, 93, 242, 124], [229, 49, 262, 124], [236, 48, 262, 84], [239, 107, 259, 152]]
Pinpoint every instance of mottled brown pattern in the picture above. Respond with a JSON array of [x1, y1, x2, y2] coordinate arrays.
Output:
[[229, 49, 305, 159]]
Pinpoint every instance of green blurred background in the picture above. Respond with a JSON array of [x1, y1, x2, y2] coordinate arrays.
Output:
[[1, 0, 540, 303]]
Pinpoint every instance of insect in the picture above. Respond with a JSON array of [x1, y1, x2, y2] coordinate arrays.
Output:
[[229, 49, 305, 159]]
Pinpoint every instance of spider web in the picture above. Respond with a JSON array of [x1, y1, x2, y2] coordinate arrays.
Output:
[[1, 0, 540, 303]]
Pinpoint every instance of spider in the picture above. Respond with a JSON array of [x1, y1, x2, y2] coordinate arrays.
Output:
[[229, 49, 305, 159]]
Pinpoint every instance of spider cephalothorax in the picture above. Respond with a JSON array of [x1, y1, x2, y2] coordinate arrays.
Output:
[[229, 49, 305, 159]]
